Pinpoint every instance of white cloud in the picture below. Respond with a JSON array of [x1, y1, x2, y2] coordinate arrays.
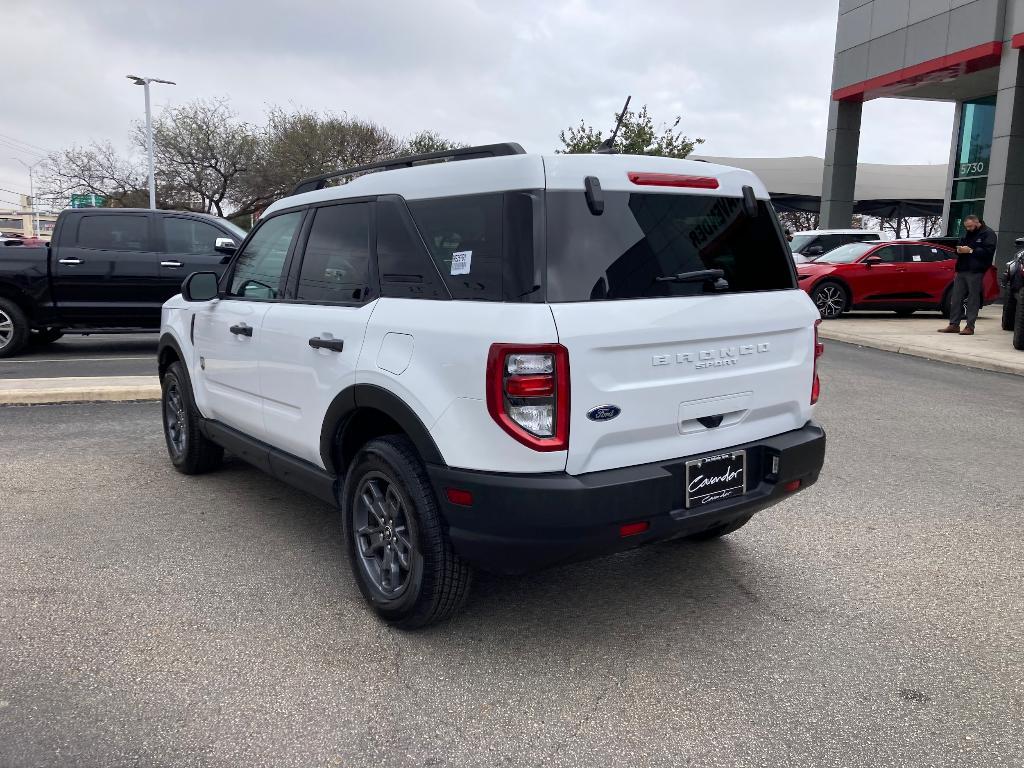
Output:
[[0, 0, 957, 208]]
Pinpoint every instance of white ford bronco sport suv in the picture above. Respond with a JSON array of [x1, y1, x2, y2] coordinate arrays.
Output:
[[158, 143, 827, 628]]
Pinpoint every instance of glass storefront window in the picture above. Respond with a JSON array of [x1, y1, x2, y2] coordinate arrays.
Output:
[[948, 96, 995, 237]]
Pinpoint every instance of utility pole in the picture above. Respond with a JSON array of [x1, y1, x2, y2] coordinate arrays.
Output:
[[13, 157, 42, 238], [127, 75, 176, 209]]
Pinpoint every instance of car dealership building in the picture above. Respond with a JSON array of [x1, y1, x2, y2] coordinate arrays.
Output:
[[824, 0, 1024, 258]]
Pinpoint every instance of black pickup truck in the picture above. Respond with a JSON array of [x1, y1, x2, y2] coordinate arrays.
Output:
[[0, 208, 243, 357]]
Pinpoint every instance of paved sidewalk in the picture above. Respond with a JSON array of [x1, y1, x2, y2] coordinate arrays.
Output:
[[0, 375, 160, 405], [819, 307, 1024, 376]]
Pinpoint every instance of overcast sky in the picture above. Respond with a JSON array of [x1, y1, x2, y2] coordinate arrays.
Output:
[[0, 0, 955, 211]]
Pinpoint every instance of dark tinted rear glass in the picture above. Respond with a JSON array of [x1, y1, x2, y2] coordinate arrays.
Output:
[[545, 191, 794, 302], [78, 215, 149, 251], [406, 192, 540, 301]]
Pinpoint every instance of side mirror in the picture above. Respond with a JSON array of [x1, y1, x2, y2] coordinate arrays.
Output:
[[805, 246, 824, 256], [214, 237, 237, 255], [182, 271, 220, 302], [863, 256, 883, 266]]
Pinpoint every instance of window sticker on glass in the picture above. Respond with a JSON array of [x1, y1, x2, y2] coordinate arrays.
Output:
[[912, 254, 922, 262], [451, 250, 472, 275]]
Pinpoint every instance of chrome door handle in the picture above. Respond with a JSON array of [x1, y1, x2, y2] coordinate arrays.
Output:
[[229, 323, 253, 337], [58, 258, 83, 265], [308, 337, 344, 352], [161, 260, 183, 268]]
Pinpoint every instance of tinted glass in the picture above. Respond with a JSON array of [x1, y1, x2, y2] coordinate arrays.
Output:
[[854, 233, 880, 242], [77, 215, 148, 251], [871, 245, 904, 263], [164, 218, 225, 255], [376, 196, 447, 300], [408, 193, 503, 300], [545, 191, 793, 302], [816, 243, 875, 264], [816, 235, 846, 252], [297, 203, 370, 303], [228, 211, 302, 299], [906, 243, 951, 263]]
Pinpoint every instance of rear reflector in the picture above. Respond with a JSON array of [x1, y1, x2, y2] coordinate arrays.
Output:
[[783, 480, 802, 493], [627, 172, 719, 189], [619, 521, 650, 538], [445, 488, 473, 506]]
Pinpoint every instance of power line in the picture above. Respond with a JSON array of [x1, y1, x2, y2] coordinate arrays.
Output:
[[0, 139, 47, 159], [0, 132, 50, 154], [0, 186, 29, 196]]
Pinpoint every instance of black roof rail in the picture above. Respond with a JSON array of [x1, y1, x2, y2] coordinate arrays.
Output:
[[290, 142, 526, 196]]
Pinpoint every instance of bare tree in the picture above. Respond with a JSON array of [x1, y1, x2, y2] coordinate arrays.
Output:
[[920, 215, 944, 237], [141, 98, 261, 217], [37, 141, 146, 209], [776, 210, 819, 233]]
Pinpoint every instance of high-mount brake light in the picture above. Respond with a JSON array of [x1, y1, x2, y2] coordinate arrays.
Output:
[[811, 319, 824, 404], [486, 344, 570, 451], [627, 172, 720, 189]]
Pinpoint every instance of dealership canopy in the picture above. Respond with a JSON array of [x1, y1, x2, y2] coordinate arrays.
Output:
[[695, 156, 946, 218]]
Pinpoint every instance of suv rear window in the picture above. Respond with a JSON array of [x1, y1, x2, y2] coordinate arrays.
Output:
[[545, 191, 794, 302], [406, 192, 540, 302]]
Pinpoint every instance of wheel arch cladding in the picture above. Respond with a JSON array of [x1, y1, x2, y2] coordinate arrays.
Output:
[[321, 384, 445, 473], [158, 333, 185, 377]]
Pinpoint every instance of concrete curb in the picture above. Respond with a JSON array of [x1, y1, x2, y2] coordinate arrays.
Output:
[[0, 376, 161, 406], [819, 327, 1024, 377]]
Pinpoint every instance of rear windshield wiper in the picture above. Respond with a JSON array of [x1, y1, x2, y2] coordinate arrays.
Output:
[[656, 269, 726, 284]]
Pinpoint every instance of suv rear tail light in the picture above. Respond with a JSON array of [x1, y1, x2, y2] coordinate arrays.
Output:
[[486, 344, 570, 451], [811, 319, 824, 404]]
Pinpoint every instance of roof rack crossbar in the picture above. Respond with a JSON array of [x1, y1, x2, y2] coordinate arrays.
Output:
[[290, 142, 527, 195]]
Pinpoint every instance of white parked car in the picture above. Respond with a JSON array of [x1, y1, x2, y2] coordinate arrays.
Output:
[[158, 144, 827, 627], [790, 229, 888, 262]]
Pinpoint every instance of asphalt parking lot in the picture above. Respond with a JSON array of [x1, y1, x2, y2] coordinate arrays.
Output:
[[1, 343, 1022, 767], [0, 334, 157, 380]]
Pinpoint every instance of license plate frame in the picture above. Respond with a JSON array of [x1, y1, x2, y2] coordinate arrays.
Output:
[[685, 450, 747, 509]]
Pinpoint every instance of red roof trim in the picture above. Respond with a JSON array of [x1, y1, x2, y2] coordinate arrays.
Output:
[[1012, 32, 1024, 49], [832, 41, 1003, 102]]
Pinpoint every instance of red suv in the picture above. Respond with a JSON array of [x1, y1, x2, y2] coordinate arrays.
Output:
[[796, 240, 1001, 318]]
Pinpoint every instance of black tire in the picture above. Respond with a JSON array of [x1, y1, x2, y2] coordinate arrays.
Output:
[[1002, 294, 1017, 331], [894, 309, 916, 317], [0, 297, 30, 359], [811, 281, 847, 319], [342, 435, 472, 629], [1013, 289, 1024, 351], [161, 361, 223, 475], [29, 328, 64, 346], [686, 513, 754, 542]]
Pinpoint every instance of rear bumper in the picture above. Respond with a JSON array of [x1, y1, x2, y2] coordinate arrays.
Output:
[[427, 421, 826, 575]]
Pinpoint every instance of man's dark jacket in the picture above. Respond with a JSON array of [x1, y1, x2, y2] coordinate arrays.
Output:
[[957, 225, 997, 273]]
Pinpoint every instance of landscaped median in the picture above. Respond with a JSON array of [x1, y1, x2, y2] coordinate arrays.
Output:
[[819, 308, 1024, 377], [0, 376, 161, 406]]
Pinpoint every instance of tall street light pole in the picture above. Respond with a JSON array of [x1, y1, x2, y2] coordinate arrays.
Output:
[[13, 157, 43, 238], [127, 75, 175, 209]]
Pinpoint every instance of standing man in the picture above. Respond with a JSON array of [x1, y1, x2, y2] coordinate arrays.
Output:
[[939, 214, 996, 335]]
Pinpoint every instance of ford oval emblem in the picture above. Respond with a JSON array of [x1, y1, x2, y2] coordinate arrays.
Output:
[[587, 405, 621, 422]]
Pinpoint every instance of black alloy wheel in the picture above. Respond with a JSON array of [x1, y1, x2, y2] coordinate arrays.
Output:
[[163, 378, 188, 461], [352, 472, 416, 599]]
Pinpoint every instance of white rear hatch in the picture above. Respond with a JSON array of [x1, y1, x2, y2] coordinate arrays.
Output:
[[542, 155, 819, 475]]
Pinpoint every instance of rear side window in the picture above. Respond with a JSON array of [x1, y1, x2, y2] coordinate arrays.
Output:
[[406, 192, 540, 302], [905, 243, 950, 262], [228, 211, 302, 299], [77, 215, 149, 251], [376, 196, 447, 300], [872, 245, 904, 263], [545, 191, 794, 302], [296, 203, 370, 303], [407, 193, 503, 300]]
